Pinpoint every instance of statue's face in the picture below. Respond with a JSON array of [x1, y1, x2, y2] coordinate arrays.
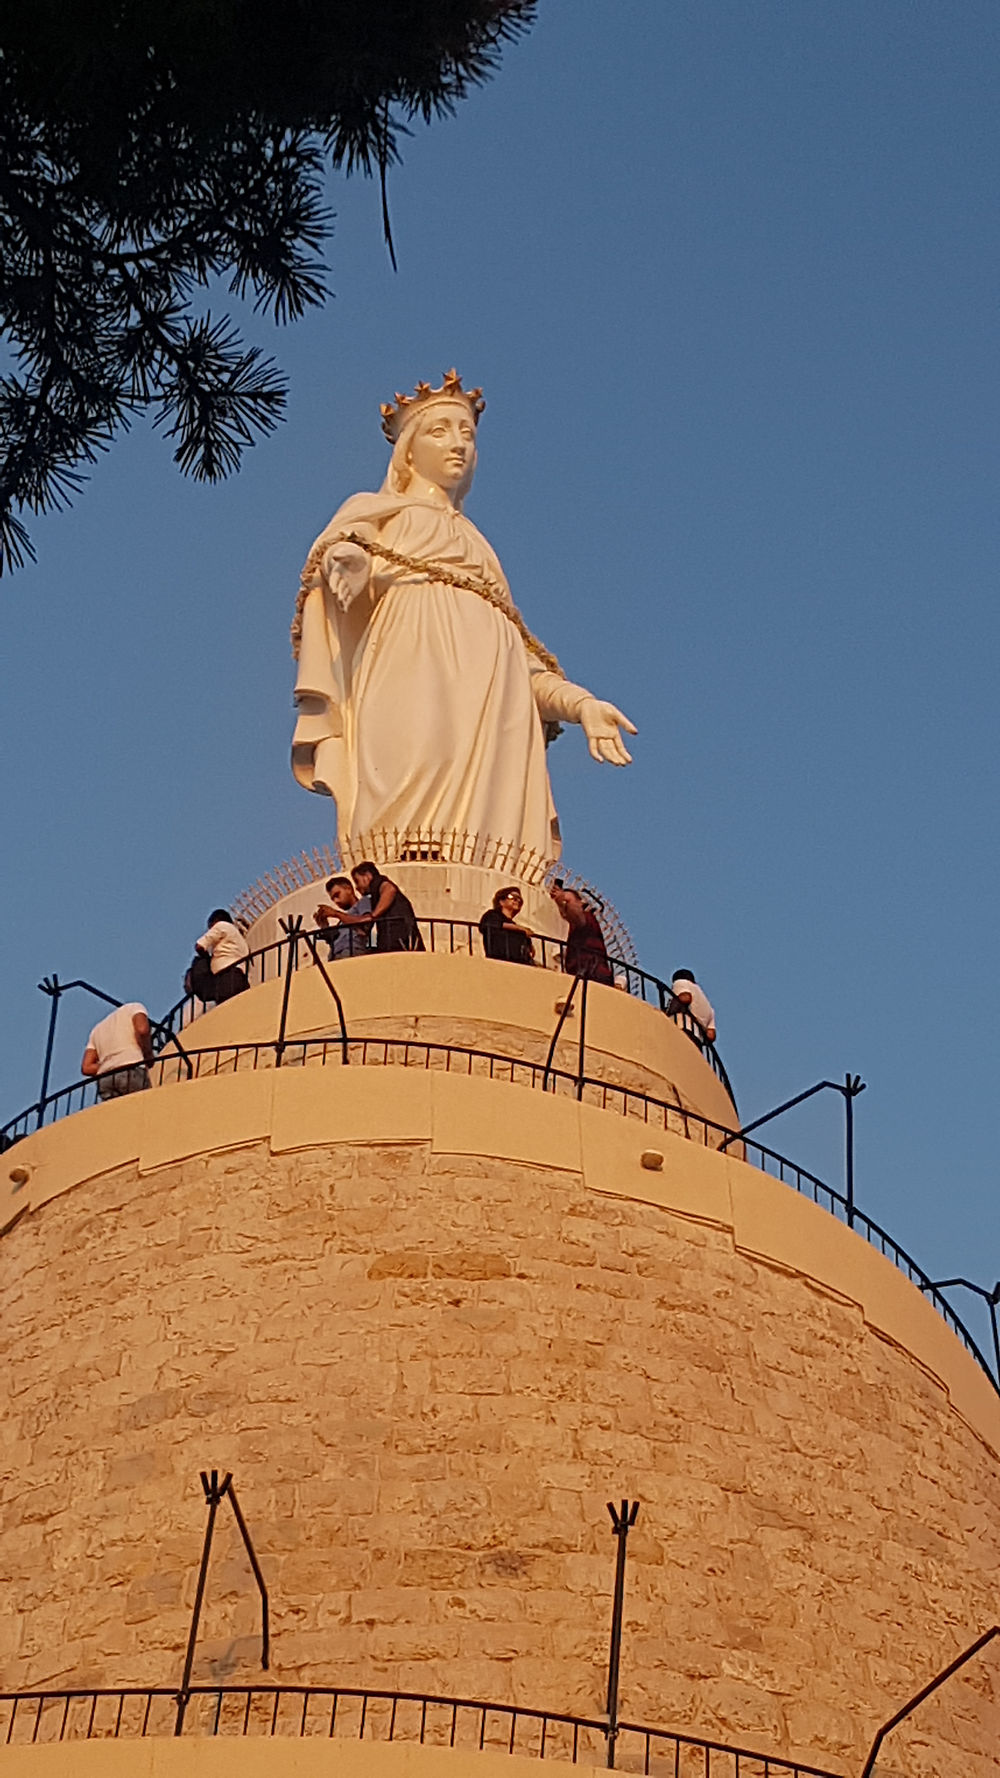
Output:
[[406, 404, 477, 494]]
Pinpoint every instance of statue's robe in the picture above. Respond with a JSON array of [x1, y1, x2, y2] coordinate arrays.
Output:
[[292, 492, 590, 860]]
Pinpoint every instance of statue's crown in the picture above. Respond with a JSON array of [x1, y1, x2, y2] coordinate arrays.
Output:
[[380, 369, 485, 443]]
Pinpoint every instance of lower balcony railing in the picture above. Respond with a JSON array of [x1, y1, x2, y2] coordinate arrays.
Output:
[[0, 1683, 843, 1776], [1, 1033, 995, 1396]]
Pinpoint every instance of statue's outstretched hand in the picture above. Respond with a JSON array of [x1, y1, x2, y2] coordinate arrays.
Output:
[[578, 698, 638, 766], [323, 540, 371, 613]]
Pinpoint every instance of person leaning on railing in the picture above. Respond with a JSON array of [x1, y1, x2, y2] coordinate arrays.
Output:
[[81, 1002, 154, 1099], [313, 876, 372, 958], [194, 909, 251, 1001], [549, 883, 614, 986], [667, 968, 716, 1044], [478, 886, 536, 965]]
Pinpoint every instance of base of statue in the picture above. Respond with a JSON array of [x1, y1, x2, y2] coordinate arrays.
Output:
[[232, 829, 635, 964]]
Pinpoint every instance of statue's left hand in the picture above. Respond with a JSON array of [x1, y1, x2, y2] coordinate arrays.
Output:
[[578, 698, 638, 766]]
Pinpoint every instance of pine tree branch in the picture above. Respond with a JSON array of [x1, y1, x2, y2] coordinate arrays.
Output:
[[0, 2, 537, 573]]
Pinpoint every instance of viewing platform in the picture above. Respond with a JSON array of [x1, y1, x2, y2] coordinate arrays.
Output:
[[1, 853, 995, 1411], [1, 848, 998, 1778]]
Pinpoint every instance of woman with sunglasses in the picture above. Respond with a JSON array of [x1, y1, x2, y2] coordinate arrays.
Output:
[[478, 886, 536, 966]]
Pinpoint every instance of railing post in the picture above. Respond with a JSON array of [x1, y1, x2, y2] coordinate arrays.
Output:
[[718, 1075, 866, 1205], [151, 1022, 194, 1080], [36, 976, 62, 1128], [929, 1276, 1000, 1387], [299, 930, 349, 1065], [275, 918, 302, 1067], [576, 974, 590, 1101], [226, 1481, 271, 1672], [175, 1470, 227, 1735], [988, 1285, 1000, 1386], [605, 1499, 639, 1768], [542, 971, 581, 1092], [175, 1469, 271, 1736], [842, 1073, 864, 1229], [844, 1073, 855, 1227], [859, 1625, 999, 1777]]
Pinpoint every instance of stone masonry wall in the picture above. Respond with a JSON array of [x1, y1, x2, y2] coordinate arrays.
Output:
[[1, 1138, 998, 1776]]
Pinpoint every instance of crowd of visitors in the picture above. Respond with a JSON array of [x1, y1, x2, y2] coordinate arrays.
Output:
[[309, 874, 716, 1047], [77, 872, 717, 1098]]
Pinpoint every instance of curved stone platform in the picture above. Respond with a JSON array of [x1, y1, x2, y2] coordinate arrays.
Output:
[[159, 951, 736, 1129], [1, 956, 998, 1776]]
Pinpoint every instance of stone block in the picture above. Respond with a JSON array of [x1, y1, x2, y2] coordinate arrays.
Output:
[[139, 1071, 273, 1172], [431, 1074, 582, 1173], [271, 1068, 431, 1152]]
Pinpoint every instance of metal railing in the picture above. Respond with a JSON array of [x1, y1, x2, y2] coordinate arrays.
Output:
[[150, 919, 736, 1100], [230, 827, 639, 969], [2, 1032, 995, 1395], [0, 1682, 843, 1774], [0, 1036, 722, 1148]]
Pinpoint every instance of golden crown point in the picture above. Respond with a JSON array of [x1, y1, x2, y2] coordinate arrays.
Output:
[[380, 369, 485, 442]]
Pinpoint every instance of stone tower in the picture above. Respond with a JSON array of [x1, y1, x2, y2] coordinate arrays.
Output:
[[1, 844, 998, 1778]]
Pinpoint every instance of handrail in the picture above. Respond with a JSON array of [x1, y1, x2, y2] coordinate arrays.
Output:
[[32, 976, 193, 1126], [0, 1681, 843, 1773], [150, 919, 737, 1103], [542, 970, 583, 1092], [298, 926, 349, 1065], [2, 1032, 996, 1397], [175, 1471, 270, 1737], [858, 1624, 999, 1777]]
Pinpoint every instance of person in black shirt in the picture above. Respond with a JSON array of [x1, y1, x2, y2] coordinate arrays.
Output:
[[331, 862, 425, 952], [479, 886, 536, 965]]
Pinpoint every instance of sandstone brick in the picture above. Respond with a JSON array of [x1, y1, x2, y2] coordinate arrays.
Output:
[[0, 1135, 996, 1778], [430, 1251, 512, 1280], [123, 1570, 184, 1623], [367, 1251, 429, 1278]]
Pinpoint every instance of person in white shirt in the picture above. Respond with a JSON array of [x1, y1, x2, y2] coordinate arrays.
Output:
[[196, 909, 251, 1001], [668, 969, 716, 1044], [81, 1002, 154, 1099]]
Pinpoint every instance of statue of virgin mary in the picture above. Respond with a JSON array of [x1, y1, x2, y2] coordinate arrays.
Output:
[[291, 371, 635, 860]]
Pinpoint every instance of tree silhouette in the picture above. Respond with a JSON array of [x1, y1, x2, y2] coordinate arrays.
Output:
[[0, 1, 535, 573]]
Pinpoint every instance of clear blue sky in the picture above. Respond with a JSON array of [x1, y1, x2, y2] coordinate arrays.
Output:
[[1, 2, 997, 1347]]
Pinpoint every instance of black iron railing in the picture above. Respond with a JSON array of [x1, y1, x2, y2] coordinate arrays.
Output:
[[0, 927, 731, 1150], [230, 828, 639, 969], [151, 920, 735, 1101], [0, 1682, 843, 1774], [2, 1032, 996, 1396]]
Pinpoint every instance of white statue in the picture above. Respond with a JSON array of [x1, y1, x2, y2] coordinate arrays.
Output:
[[291, 371, 635, 859]]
